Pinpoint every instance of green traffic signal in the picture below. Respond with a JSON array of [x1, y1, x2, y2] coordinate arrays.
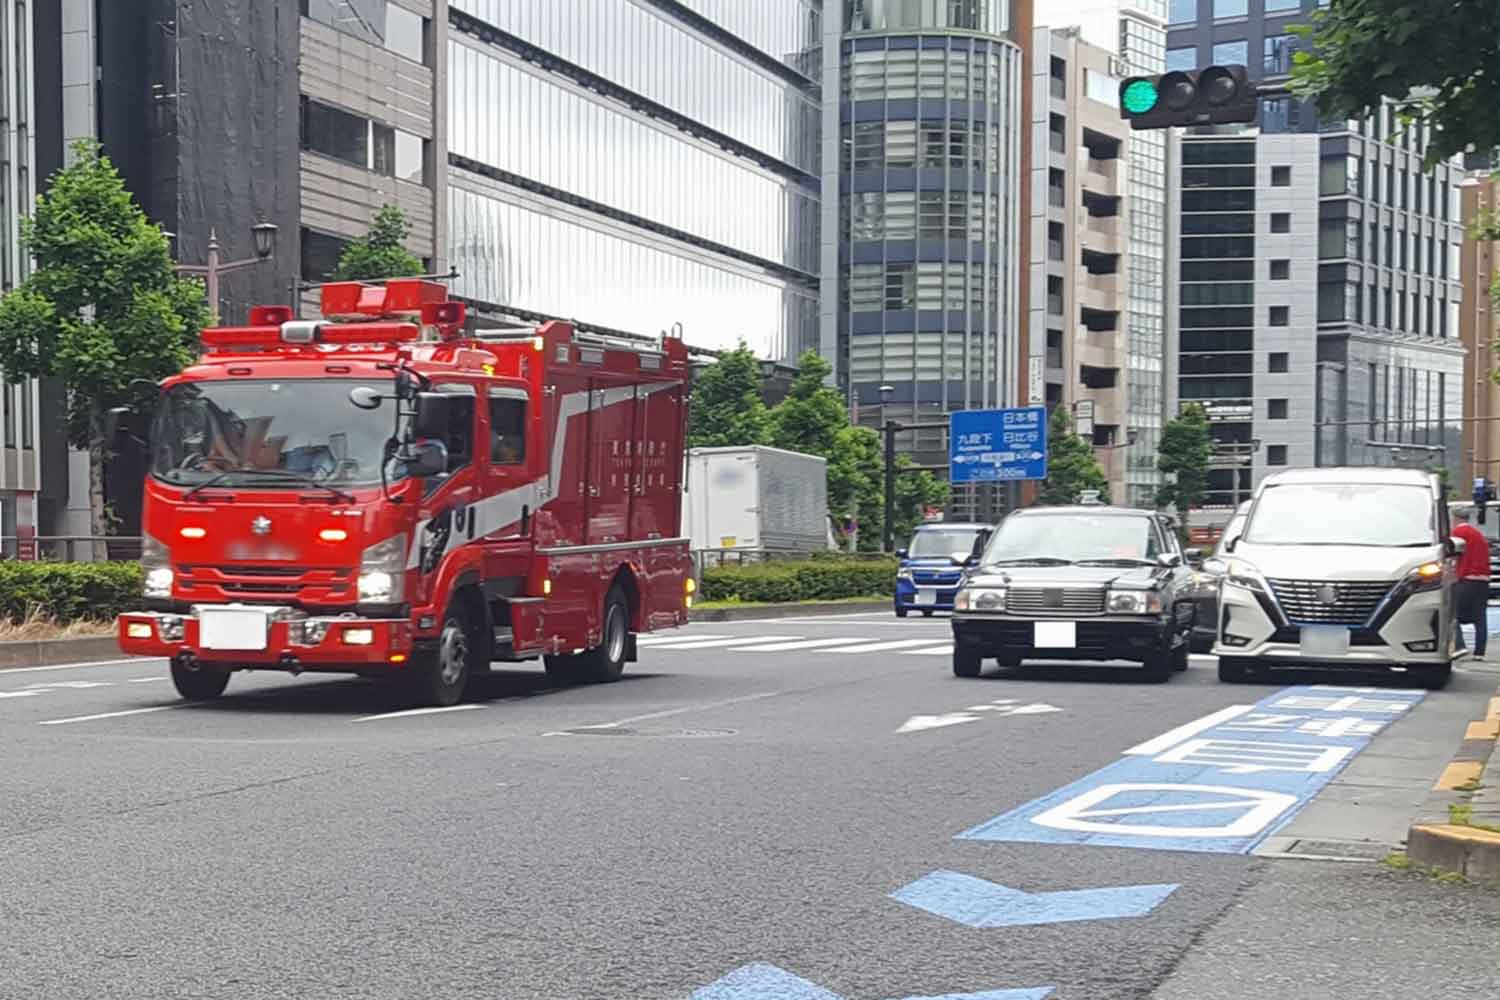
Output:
[[1122, 78, 1159, 115]]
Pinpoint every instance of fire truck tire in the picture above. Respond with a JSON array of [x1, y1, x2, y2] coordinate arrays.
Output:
[[171, 662, 231, 701], [579, 586, 630, 683], [414, 604, 480, 706]]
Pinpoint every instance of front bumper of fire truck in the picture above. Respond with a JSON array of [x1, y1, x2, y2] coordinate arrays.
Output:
[[117, 605, 414, 671]]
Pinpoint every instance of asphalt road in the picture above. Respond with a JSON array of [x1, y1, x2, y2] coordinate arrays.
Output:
[[2, 611, 1497, 1000]]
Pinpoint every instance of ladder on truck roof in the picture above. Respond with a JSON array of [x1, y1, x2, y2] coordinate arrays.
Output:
[[472, 324, 676, 360]]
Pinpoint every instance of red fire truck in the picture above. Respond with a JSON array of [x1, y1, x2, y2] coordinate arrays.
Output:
[[117, 279, 694, 705]]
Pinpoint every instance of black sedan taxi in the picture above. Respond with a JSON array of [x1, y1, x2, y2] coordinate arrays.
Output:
[[950, 505, 1197, 682]]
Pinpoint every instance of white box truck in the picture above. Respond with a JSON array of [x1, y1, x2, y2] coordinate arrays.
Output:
[[684, 446, 829, 553]]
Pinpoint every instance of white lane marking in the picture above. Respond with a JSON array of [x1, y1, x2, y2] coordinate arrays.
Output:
[[25, 680, 113, 690], [38, 705, 182, 726], [0, 690, 42, 699], [636, 633, 729, 647], [826, 638, 947, 654], [128, 677, 164, 684], [544, 690, 781, 736], [1008, 703, 1064, 716], [1123, 704, 1256, 756], [646, 635, 803, 650], [0, 657, 156, 675], [352, 704, 483, 723], [901, 644, 956, 656], [730, 637, 869, 652], [897, 712, 982, 733]]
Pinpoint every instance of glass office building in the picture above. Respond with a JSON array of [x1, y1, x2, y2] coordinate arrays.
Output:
[[445, 0, 823, 363], [836, 0, 1028, 484]]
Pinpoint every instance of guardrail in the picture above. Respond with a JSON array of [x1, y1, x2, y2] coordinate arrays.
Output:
[[0, 536, 142, 561]]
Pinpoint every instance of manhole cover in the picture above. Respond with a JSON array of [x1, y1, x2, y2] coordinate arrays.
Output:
[[1283, 839, 1391, 861], [669, 728, 738, 739]]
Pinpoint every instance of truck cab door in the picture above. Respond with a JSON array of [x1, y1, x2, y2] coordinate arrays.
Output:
[[414, 385, 479, 606]]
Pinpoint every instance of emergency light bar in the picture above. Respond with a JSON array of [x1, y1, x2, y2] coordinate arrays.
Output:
[[200, 320, 421, 350]]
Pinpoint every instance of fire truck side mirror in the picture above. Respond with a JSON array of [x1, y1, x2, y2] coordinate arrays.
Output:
[[413, 392, 452, 439], [401, 440, 448, 479], [349, 386, 383, 410]]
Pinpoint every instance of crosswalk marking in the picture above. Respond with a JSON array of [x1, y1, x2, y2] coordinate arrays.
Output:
[[636, 633, 729, 647], [647, 635, 804, 650], [730, 637, 871, 653], [827, 638, 949, 654]]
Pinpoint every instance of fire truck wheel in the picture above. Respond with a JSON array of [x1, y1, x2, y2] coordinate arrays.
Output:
[[170, 661, 231, 701], [579, 586, 630, 683], [415, 605, 479, 707]]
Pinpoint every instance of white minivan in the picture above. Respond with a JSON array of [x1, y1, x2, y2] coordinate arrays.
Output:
[[1215, 467, 1458, 689]]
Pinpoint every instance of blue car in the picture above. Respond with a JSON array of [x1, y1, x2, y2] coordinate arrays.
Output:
[[894, 522, 993, 617]]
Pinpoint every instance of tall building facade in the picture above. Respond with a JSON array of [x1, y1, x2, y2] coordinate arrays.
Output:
[[831, 0, 1033, 518], [1029, 27, 1132, 499], [1032, 0, 1171, 507], [446, 0, 823, 364], [1168, 0, 1464, 504]]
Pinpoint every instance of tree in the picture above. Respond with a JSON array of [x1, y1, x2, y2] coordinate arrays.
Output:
[[333, 203, 424, 281], [0, 140, 208, 540], [827, 425, 884, 551], [1289, 1, 1500, 168], [1156, 404, 1213, 514], [687, 343, 772, 448], [1037, 407, 1109, 506], [770, 350, 847, 458], [893, 456, 952, 545]]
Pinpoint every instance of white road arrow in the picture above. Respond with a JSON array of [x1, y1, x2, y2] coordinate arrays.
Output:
[[897, 712, 982, 734], [1007, 703, 1064, 716]]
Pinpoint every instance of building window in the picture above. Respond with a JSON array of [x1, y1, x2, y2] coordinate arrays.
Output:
[[301, 228, 350, 282], [1270, 259, 1290, 279], [1268, 352, 1289, 373], [1212, 41, 1249, 66], [1265, 0, 1300, 8], [2, 385, 12, 448], [1271, 165, 1291, 186], [1268, 399, 1289, 419], [1263, 35, 1294, 76], [1269, 305, 1289, 326], [1213, 0, 1248, 18], [1267, 444, 1288, 466], [1270, 213, 1290, 233], [384, 3, 428, 65], [302, 0, 430, 66], [1169, 0, 1198, 23], [1166, 47, 1197, 72], [300, 97, 368, 170]]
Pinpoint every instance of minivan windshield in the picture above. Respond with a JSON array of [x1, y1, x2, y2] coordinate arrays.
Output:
[[982, 513, 1160, 565], [1242, 483, 1436, 547], [908, 527, 985, 559]]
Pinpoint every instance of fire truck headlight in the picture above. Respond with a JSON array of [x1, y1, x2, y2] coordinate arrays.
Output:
[[358, 533, 407, 603], [142, 534, 173, 598]]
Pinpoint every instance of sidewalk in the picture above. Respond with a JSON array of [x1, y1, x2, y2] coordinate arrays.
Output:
[[1405, 676, 1500, 880]]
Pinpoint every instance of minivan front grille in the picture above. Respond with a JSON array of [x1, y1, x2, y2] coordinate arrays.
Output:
[[1005, 587, 1105, 617], [1267, 578, 1394, 626]]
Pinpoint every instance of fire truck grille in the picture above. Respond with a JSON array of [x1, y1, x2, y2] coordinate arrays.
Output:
[[177, 566, 354, 600]]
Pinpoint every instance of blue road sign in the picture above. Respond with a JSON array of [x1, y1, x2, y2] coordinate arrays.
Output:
[[958, 685, 1423, 854], [891, 871, 1177, 929], [689, 963, 1054, 1000], [950, 408, 1047, 483]]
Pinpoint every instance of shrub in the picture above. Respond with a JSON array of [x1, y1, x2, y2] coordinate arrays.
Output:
[[700, 559, 897, 604], [0, 561, 143, 623]]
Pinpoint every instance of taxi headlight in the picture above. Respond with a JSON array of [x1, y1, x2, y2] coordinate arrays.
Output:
[[956, 588, 1006, 612], [1107, 590, 1162, 615]]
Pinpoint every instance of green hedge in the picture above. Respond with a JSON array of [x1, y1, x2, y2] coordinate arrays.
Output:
[[700, 559, 898, 604], [0, 561, 144, 622]]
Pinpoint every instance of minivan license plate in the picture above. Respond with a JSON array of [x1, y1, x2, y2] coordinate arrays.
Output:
[[1300, 625, 1349, 658], [916, 588, 937, 605]]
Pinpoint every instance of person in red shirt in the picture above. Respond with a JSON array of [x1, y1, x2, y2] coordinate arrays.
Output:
[[1452, 508, 1491, 659]]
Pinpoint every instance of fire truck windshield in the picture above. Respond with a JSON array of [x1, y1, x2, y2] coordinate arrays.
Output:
[[150, 379, 403, 489]]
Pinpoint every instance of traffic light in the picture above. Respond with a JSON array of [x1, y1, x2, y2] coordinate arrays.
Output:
[[1119, 65, 1258, 130]]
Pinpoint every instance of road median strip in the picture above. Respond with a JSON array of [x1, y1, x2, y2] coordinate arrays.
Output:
[[1405, 685, 1500, 880], [0, 636, 141, 672]]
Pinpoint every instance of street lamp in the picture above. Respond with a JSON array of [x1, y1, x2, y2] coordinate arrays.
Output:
[[169, 222, 280, 325]]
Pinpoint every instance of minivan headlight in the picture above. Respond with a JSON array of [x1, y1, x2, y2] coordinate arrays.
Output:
[[1407, 560, 1444, 592], [1225, 559, 1268, 594], [358, 533, 407, 603]]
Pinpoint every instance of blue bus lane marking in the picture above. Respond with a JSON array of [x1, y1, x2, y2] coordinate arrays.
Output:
[[960, 685, 1424, 854]]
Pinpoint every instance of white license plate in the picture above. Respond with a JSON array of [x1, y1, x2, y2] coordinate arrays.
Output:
[[1300, 625, 1349, 658], [1034, 621, 1077, 648], [199, 609, 270, 651], [916, 588, 938, 605]]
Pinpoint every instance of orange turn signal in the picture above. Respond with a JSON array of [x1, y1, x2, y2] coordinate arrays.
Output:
[[319, 528, 349, 542]]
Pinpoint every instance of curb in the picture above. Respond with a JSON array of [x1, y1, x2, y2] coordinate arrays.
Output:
[[690, 600, 891, 622], [0, 636, 134, 672], [1406, 686, 1500, 878]]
